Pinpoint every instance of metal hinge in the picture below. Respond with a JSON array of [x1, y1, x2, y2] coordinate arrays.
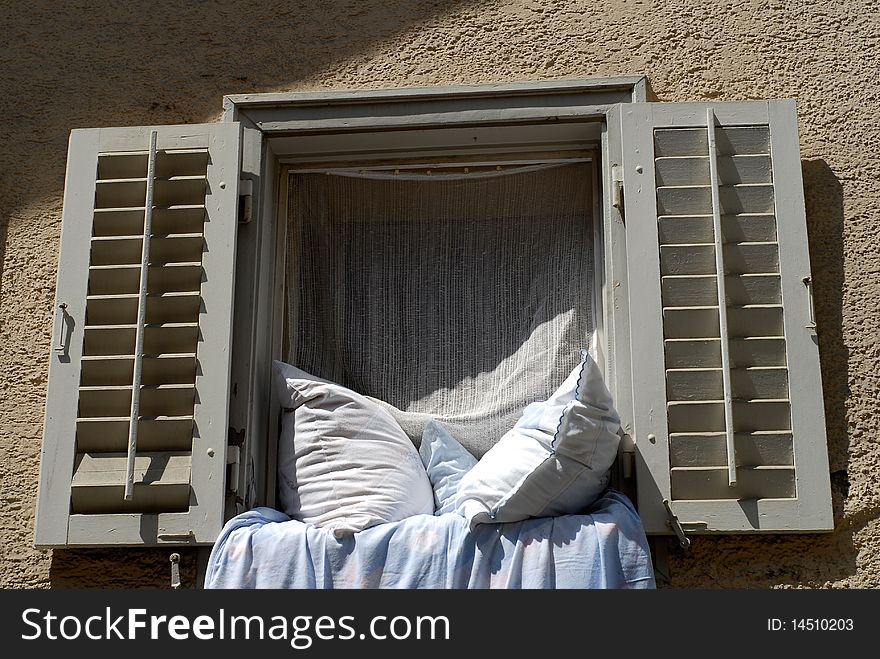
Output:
[[238, 179, 254, 223], [226, 427, 244, 496], [663, 499, 692, 550], [621, 449, 635, 479], [227, 444, 241, 496], [618, 428, 635, 479]]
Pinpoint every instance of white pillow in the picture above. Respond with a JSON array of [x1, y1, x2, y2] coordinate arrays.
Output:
[[418, 420, 477, 514], [455, 350, 621, 529], [273, 360, 434, 538]]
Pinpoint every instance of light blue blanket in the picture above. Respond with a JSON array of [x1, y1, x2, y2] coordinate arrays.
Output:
[[205, 490, 655, 589]]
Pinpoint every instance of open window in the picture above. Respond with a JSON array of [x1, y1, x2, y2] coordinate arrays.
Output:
[[284, 160, 599, 463], [34, 78, 832, 550]]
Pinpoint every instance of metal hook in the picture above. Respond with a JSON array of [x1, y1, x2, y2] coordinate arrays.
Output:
[[663, 499, 692, 550], [170, 553, 181, 589]]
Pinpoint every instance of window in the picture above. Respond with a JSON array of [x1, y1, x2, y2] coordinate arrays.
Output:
[[34, 77, 832, 549], [287, 161, 598, 461]]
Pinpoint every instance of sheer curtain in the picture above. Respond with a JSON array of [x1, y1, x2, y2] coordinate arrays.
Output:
[[286, 162, 595, 457]]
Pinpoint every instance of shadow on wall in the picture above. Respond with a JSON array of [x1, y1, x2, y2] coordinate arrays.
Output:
[[0, 0, 470, 589], [0, 0, 470, 322], [802, 160, 849, 497], [49, 547, 198, 589], [665, 159, 852, 587]]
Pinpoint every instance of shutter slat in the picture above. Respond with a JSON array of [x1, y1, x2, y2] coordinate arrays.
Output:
[[658, 214, 778, 244], [76, 416, 193, 452], [657, 186, 712, 215], [667, 399, 792, 434], [97, 149, 209, 179], [92, 206, 206, 237], [664, 337, 789, 370], [85, 292, 202, 325], [83, 322, 200, 356], [95, 177, 208, 208], [671, 466, 795, 500], [662, 273, 781, 306], [727, 305, 784, 337], [80, 354, 197, 386], [655, 155, 771, 186], [654, 126, 770, 156], [669, 432, 793, 467], [725, 274, 781, 305], [663, 307, 719, 338], [660, 243, 779, 276], [71, 452, 192, 514], [77, 384, 196, 418], [664, 338, 722, 368], [719, 184, 775, 214], [88, 263, 202, 295], [666, 367, 789, 401], [90, 234, 204, 266]]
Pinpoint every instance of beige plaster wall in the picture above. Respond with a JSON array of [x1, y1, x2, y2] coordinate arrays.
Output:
[[1, 0, 876, 588]]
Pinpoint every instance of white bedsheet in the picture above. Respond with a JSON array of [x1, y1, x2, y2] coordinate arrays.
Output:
[[205, 490, 655, 589]]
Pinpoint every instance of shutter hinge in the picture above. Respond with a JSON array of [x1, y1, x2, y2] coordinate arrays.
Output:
[[227, 444, 241, 496], [238, 179, 254, 223], [610, 164, 624, 222], [663, 499, 692, 550], [618, 429, 635, 480], [227, 428, 244, 496], [169, 552, 181, 590], [622, 449, 635, 479]]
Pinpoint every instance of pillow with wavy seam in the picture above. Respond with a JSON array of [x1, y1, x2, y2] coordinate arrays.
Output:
[[455, 350, 621, 529], [273, 360, 434, 538]]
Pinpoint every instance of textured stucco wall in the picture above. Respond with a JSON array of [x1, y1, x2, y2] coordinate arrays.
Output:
[[1, 0, 877, 588]]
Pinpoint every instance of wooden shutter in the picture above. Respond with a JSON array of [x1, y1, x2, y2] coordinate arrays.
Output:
[[609, 101, 833, 533], [35, 124, 241, 546]]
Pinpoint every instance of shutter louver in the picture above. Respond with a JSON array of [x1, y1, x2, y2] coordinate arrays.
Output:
[[614, 101, 832, 533], [35, 124, 241, 547], [657, 120, 794, 502]]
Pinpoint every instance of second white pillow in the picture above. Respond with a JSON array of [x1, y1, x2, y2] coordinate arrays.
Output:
[[455, 350, 621, 529]]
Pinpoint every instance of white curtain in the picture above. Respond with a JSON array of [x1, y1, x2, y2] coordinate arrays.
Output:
[[286, 162, 595, 457]]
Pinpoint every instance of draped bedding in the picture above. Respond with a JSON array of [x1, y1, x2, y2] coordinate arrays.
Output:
[[205, 490, 655, 590]]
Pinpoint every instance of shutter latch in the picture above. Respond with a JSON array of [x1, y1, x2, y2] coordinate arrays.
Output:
[[803, 276, 817, 333], [663, 499, 692, 550], [53, 302, 69, 354]]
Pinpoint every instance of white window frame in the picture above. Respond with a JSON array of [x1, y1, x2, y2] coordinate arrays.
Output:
[[221, 77, 650, 521]]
